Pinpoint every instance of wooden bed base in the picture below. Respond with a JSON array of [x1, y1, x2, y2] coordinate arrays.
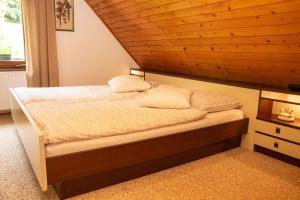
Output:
[[48, 118, 248, 199], [52, 136, 243, 199]]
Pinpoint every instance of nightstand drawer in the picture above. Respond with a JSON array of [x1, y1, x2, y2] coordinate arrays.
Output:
[[256, 120, 300, 143], [254, 133, 300, 159]]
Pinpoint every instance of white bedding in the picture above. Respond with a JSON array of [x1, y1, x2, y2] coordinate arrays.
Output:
[[46, 109, 244, 157], [14, 85, 140, 104], [25, 91, 207, 144], [13, 85, 244, 156]]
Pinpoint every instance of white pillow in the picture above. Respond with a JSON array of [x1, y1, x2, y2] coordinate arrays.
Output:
[[108, 75, 151, 93], [191, 91, 241, 112], [140, 85, 192, 109]]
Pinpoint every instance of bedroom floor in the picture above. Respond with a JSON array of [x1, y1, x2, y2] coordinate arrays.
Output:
[[0, 115, 299, 200]]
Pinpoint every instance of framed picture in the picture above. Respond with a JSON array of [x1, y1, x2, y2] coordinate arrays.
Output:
[[54, 0, 74, 31]]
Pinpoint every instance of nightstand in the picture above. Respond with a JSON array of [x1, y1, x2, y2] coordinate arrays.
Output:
[[254, 90, 300, 166]]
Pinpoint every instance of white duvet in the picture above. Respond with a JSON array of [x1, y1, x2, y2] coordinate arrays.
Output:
[[14, 85, 139, 104], [26, 93, 207, 144]]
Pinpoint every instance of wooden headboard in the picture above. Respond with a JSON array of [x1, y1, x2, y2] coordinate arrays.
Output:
[[85, 0, 300, 88]]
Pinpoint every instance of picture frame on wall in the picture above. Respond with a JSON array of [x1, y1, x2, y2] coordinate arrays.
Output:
[[54, 0, 74, 31]]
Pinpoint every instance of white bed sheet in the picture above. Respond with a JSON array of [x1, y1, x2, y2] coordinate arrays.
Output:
[[46, 109, 244, 157]]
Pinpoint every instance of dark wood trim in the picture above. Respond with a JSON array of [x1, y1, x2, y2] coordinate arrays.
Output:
[[46, 118, 248, 183], [144, 69, 300, 95], [257, 98, 273, 119], [47, 118, 248, 199], [260, 97, 300, 106], [254, 145, 300, 167], [145, 69, 261, 90], [53, 136, 241, 200], [0, 60, 26, 71], [0, 110, 11, 116], [257, 90, 263, 118], [255, 131, 300, 146]]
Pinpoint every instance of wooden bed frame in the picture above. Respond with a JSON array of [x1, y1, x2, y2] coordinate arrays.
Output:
[[9, 73, 253, 199]]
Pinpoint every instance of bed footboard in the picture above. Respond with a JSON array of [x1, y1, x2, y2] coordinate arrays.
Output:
[[9, 89, 48, 191], [48, 118, 249, 199]]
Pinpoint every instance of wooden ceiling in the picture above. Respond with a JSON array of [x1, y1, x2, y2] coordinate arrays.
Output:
[[85, 0, 300, 88]]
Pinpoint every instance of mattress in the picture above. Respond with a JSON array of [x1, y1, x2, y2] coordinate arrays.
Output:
[[46, 109, 244, 157]]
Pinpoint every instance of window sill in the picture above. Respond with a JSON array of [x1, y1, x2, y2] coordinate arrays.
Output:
[[0, 61, 26, 71]]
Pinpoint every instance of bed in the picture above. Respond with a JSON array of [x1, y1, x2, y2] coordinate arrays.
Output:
[[10, 83, 249, 199]]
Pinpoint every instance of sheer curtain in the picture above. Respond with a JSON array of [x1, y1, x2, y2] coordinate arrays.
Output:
[[22, 0, 59, 87]]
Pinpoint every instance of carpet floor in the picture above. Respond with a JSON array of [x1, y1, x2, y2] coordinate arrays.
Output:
[[0, 115, 299, 200]]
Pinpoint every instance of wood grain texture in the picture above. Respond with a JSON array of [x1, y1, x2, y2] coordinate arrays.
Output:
[[0, 61, 25, 71], [46, 118, 249, 184], [53, 136, 242, 200], [49, 117, 248, 199], [85, 0, 300, 87]]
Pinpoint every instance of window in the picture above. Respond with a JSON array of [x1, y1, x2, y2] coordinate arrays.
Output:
[[0, 0, 25, 70]]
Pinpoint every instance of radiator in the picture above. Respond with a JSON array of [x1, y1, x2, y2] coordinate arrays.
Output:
[[0, 71, 27, 111]]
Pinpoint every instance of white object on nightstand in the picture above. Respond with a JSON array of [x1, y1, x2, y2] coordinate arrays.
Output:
[[278, 107, 295, 122]]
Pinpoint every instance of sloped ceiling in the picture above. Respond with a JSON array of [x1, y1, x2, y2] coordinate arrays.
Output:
[[85, 0, 300, 88]]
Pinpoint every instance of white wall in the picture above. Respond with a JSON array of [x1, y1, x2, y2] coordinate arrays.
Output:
[[56, 0, 138, 86]]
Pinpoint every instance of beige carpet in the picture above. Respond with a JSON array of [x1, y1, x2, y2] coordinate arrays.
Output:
[[0, 115, 299, 200]]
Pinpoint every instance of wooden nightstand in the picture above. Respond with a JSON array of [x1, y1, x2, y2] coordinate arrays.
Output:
[[254, 90, 300, 166]]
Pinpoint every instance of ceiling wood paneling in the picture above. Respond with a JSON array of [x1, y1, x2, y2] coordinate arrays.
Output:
[[85, 0, 300, 87]]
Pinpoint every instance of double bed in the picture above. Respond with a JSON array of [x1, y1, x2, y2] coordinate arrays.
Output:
[[10, 82, 249, 199]]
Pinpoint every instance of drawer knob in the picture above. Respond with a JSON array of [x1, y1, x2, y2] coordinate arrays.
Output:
[[274, 142, 279, 148], [275, 127, 281, 134]]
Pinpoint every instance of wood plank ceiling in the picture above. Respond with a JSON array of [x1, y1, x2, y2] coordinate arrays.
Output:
[[85, 0, 300, 88]]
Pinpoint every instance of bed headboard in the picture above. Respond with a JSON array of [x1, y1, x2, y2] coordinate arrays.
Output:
[[145, 72, 260, 150]]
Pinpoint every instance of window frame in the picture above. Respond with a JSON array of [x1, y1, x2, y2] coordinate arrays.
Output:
[[0, 0, 26, 71], [0, 60, 26, 71]]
